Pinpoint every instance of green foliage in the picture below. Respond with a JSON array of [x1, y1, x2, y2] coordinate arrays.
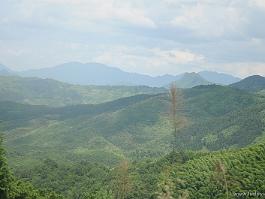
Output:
[[0, 83, 264, 198], [0, 138, 10, 198], [184, 85, 257, 118], [176, 101, 265, 150], [122, 142, 265, 199], [169, 142, 265, 198], [15, 159, 112, 199], [0, 137, 62, 199], [0, 85, 264, 170], [81, 189, 114, 199], [174, 72, 210, 88], [230, 75, 265, 92], [126, 151, 195, 199], [0, 75, 165, 106]]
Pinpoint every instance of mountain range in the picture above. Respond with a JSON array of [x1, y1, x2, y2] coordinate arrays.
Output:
[[198, 71, 241, 85], [1, 62, 241, 87], [0, 63, 12, 75], [2, 80, 264, 168], [0, 73, 264, 108], [18, 62, 211, 87], [0, 72, 264, 198]]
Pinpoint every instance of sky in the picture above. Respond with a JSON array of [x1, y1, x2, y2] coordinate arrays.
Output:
[[0, 0, 265, 77]]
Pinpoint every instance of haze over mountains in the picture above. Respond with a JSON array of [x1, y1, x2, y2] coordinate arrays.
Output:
[[0, 73, 264, 107], [198, 71, 241, 85], [0, 63, 12, 75], [1, 62, 241, 87], [2, 83, 264, 167], [0, 63, 265, 198], [1, 0, 265, 198]]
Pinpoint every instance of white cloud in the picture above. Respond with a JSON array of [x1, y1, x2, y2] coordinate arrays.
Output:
[[206, 62, 265, 77], [1, 0, 265, 77], [93, 46, 205, 75], [9, 0, 156, 29], [251, 0, 265, 9], [169, 3, 247, 37], [150, 48, 204, 64]]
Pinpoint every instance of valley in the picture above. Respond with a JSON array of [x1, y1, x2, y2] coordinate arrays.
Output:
[[0, 74, 264, 198], [1, 1, 265, 198]]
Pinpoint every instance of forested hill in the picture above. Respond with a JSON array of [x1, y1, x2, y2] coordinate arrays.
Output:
[[230, 75, 265, 92], [0, 138, 63, 199], [169, 142, 265, 198], [173, 72, 210, 88], [0, 75, 165, 106], [129, 140, 265, 198], [0, 82, 264, 198], [6, 138, 265, 198], [1, 84, 264, 169]]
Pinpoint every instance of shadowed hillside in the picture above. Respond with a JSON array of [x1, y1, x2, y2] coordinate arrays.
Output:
[[230, 75, 265, 92], [1, 84, 264, 169]]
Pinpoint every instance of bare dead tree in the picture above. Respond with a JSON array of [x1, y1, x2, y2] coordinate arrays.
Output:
[[169, 83, 187, 151], [113, 160, 131, 199], [214, 160, 229, 199], [169, 83, 178, 151], [169, 83, 189, 156]]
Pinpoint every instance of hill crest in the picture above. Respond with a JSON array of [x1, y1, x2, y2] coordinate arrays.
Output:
[[230, 75, 265, 92]]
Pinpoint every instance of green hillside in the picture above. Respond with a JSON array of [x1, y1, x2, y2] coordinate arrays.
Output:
[[230, 75, 265, 92], [176, 85, 265, 150], [1, 85, 264, 169], [0, 138, 63, 199], [169, 142, 265, 198], [10, 139, 265, 198], [1, 83, 264, 198], [0, 75, 165, 106], [175, 72, 211, 88], [127, 141, 265, 198], [2, 94, 168, 167]]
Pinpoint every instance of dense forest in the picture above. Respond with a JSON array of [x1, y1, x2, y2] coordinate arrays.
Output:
[[1, 136, 265, 198], [0, 138, 63, 199], [0, 75, 264, 198]]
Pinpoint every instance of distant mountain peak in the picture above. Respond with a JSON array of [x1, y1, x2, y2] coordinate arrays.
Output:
[[183, 72, 200, 77], [0, 63, 13, 76], [198, 70, 241, 85], [4, 61, 258, 88], [173, 72, 211, 88], [247, 75, 264, 79], [0, 63, 10, 71]]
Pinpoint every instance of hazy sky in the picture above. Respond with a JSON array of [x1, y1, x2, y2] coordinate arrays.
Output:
[[0, 0, 265, 77]]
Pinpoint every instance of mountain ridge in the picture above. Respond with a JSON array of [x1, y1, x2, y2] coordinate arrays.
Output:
[[17, 62, 237, 87], [0, 63, 13, 75], [174, 72, 210, 88], [230, 75, 265, 92], [199, 70, 241, 85], [2, 84, 264, 168], [0, 75, 165, 106]]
